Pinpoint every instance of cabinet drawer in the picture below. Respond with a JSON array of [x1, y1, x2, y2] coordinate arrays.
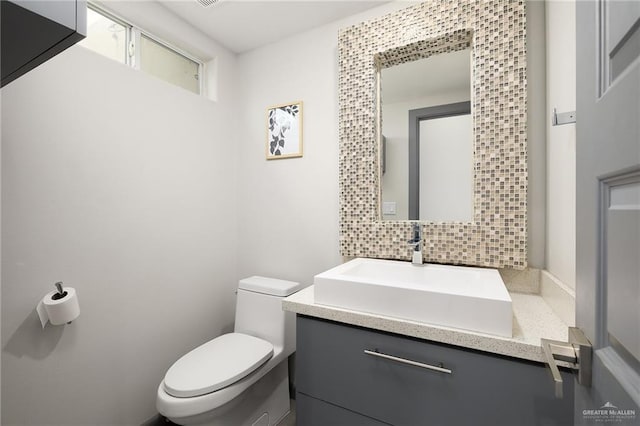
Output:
[[297, 393, 389, 426], [296, 315, 573, 426]]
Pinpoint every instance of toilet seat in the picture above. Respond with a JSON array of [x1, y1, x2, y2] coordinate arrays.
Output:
[[163, 333, 274, 398]]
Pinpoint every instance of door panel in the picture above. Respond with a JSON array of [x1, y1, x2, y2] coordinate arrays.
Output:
[[607, 1, 640, 53], [605, 174, 640, 363], [602, 1, 640, 88], [576, 0, 640, 424]]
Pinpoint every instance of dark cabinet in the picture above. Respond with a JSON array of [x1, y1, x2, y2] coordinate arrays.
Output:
[[297, 393, 389, 426], [1, 0, 86, 87], [296, 315, 574, 426]]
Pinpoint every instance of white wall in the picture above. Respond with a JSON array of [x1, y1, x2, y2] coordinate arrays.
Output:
[[235, 2, 411, 285], [545, 0, 576, 289], [1, 44, 238, 424]]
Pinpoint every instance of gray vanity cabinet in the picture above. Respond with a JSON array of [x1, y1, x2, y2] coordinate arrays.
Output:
[[296, 315, 574, 426], [297, 393, 390, 426]]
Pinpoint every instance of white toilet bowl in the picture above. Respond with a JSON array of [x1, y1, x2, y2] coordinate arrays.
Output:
[[156, 276, 301, 426]]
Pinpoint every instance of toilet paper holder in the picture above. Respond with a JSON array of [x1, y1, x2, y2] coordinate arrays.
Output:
[[52, 281, 68, 301], [36, 281, 81, 328], [52, 282, 71, 323]]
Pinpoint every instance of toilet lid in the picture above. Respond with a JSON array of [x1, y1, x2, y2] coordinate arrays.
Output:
[[163, 333, 274, 398]]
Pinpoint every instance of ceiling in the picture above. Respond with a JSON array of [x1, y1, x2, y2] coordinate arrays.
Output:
[[158, 0, 391, 54]]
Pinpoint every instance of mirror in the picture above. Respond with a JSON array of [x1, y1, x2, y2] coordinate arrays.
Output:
[[379, 48, 472, 221], [338, 2, 528, 269]]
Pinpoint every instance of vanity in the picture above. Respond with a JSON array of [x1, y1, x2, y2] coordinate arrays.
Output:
[[283, 281, 575, 426]]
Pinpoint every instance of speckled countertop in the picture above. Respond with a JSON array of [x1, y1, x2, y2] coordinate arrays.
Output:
[[283, 285, 570, 364]]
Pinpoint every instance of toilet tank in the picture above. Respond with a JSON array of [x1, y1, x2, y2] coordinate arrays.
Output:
[[234, 276, 301, 356]]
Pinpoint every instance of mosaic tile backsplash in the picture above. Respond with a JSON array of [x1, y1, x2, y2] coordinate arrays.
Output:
[[338, 0, 527, 269]]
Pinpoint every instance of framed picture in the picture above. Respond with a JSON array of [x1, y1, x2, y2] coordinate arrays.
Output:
[[266, 101, 303, 159]]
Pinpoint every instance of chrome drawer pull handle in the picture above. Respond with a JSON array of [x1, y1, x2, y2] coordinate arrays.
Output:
[[364, 349, 452, 374]]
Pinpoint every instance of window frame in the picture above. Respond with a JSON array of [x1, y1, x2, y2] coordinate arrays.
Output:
[[85, 2, 204, 95], [132, 30, 203, 95], [85, 3, 132, 66]]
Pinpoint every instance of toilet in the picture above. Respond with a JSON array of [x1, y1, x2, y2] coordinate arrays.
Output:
[[156, 276, 302, 426]]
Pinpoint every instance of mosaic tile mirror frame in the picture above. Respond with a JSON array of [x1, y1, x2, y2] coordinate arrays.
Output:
[[338, 0, 527, 269]]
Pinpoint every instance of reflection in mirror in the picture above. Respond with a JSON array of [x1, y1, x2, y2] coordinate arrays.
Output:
[[412, 101, 472, 221], [380, 48, 472, 221]]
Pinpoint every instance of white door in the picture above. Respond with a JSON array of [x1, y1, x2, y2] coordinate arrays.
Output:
[[576, 0, 639, 424]]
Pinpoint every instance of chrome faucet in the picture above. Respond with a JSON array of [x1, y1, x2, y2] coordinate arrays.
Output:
[[408, 223, 423, 265]]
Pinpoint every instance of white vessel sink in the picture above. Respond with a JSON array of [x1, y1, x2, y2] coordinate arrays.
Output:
[[314, 258, 513, 337]]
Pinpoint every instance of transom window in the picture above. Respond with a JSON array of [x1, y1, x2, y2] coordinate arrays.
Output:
[[79, 4, 202, 95]]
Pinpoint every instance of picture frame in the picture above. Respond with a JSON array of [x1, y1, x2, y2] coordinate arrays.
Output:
[[266, 101, 303, 160]]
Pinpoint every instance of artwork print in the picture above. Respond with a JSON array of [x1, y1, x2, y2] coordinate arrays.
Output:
[[266, 101, 303, 159]]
